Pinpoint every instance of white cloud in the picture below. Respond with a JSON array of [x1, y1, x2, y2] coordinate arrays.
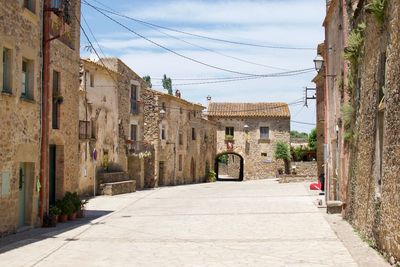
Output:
[[84, 0, 323, 132]]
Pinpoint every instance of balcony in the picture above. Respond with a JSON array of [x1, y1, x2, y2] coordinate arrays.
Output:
[[126, 140, 153, 157]]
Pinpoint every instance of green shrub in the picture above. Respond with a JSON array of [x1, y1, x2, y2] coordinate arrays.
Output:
[[344, 23, 366, 67], [366, 0, 386, 25]]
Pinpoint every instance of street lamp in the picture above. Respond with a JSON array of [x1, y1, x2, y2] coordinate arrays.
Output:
[[159, 108, 166, 119], [313, 54, 324, 72]]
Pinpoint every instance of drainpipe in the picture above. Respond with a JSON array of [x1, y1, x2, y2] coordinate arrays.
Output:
[[39, 0, 51, 224]]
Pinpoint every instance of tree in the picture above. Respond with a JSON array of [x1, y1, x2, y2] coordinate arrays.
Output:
[[143, 75, 152, 88], [308, 128, 317, 150], [290, 130, 308, 139], [162, 74, 173, 95], [274, 141, 291, 174]]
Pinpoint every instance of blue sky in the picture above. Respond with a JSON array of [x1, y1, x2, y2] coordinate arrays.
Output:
[[81, 0, 325, 133]]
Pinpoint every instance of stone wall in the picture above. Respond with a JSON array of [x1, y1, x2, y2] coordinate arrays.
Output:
[[143, 90, 217, 186], [0, 0, 43, 235], [210, 117, 290, 179], [346, 0, 400, 262], [48, 0, 81, 200], [290, 161, 317, 177], [321, 0, 400, 263]]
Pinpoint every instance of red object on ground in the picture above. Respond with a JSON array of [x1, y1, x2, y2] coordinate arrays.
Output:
[[310, 181, 322, 190]]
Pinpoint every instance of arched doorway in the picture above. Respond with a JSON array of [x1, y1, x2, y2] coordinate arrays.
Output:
[[214, 152, 244, 181]]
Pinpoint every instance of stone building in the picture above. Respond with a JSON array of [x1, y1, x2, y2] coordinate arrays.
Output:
[[315, 0, 400, 262], [143, 89, 217, 186], [0, 0, 43, 235], [48, 0, 81, 205], [0, 0, 81, 235], [207, 102, 290, 180], [78, 58, 148, 195]]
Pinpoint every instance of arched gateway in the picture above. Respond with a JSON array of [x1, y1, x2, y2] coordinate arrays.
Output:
[[214, 152, 244, 181]]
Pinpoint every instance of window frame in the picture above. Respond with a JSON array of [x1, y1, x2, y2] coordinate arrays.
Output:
[[52, 70, 61, 129], [2, 47, 12, 94], [260, 127, 270, 140], [225, 127, 234, 137]]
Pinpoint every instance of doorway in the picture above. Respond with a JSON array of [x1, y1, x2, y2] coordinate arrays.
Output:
[[215, 152, 244, 181], [49, 145, 57, 205], [159, 161, 165, 186], [18, 163, 26, 227]]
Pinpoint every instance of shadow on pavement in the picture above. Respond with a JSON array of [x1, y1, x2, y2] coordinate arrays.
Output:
[[0, 209, 112, 254]]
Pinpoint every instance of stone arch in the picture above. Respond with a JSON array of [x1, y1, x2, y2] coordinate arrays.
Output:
[[214, 152, 244, 181]]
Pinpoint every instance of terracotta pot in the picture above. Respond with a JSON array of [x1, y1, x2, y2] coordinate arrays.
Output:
[[68, 212, 77, 221], [58, 214, 68, 223], [76, 209, 85, 218]]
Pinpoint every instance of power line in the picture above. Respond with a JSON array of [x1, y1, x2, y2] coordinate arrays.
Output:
[[152, 70, 313, 86], [291, 120, 316, 126], [83, 1, 314, 77], [114, 12, 289, 71], [86, 0, 316, 51]]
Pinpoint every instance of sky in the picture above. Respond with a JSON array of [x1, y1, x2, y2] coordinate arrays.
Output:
[[80, 0, 326, 133]]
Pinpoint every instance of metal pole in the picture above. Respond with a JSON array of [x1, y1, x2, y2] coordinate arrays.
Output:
[[40, 0, 51, 224]]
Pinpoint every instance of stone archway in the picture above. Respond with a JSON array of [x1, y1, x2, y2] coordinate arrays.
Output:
[[214, 152, 244, 181]]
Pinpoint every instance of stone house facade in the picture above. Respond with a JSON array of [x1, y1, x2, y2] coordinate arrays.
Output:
[[207, 102, 290, 179], [143, 89, 217, 186], [316, 0, 400, 262], [48, 0, 81, 204], [78, 58, 147, 194], [0, 0, 43, 236], [0, 0, 80, 235]]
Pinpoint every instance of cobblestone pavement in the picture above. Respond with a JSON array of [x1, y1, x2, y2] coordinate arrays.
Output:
[[0, 180, 388, 266]]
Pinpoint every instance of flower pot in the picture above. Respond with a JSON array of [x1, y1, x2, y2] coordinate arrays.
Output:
[[68, 212, 77, 221], [58, 214, 68, 223], [76, 209, 85, 218]]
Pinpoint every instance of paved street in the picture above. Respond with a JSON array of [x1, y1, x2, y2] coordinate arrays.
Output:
[[0, 180, 388, 267]]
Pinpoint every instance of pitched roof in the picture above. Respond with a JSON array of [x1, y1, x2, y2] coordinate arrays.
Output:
[[207, 102, 290, 118]]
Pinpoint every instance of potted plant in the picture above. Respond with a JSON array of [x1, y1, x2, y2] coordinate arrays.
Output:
[[64, 192, 79, 220], [207, 170, 216, 182], [49, 205, 61, 227], [56, 199, 70, 223], [77, 198, 89, 218]]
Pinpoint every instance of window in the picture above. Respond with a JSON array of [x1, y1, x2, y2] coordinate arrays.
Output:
[[179, 133, 183, 146], [2, 48, 11, 93], [178, 155, 183, 171], [161, 125, 166, 140], [79, 121, 91, 139], [192, 128, 196, 140], [130, 84, 138, 113], [24, 0, 35, 13], [261, 153, 267, 157], [161, 102, 166, 111], [225, 127, 234, 137], [188, 111, 191, 120], [130, 124, 137, 141], [52, 71, 60, 129], [90, 74, 94, 87], [21, 59, 33, 100], [260, 127, 269, 139]]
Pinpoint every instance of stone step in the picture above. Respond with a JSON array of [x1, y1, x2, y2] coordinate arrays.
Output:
[[99, 180, 136, 196], [327, 200, 344, 214]]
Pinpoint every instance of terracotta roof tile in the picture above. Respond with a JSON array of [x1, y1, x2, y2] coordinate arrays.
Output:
[[207, 102, 290, 118]]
